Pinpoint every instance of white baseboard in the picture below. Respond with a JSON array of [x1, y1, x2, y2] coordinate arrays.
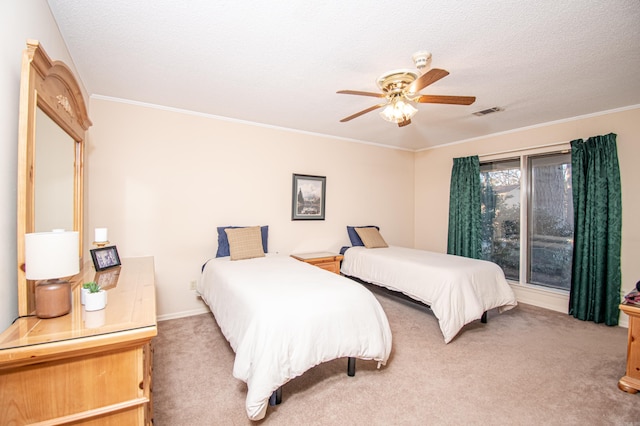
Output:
[[510, 282, 628, 328], [157, 307, 210, 322], [510, 282, 569, 312]]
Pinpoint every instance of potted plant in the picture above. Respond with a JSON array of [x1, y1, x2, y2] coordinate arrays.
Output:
[[81, 281, 93, 305], [84, 281, 107, 311]]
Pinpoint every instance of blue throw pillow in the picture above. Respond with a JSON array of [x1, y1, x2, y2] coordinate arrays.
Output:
[[216, 226, 269, 257], [347, 225, 379, 247]]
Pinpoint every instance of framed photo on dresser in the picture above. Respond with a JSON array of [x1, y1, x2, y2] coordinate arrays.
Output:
[[90, 245, 121, 271]]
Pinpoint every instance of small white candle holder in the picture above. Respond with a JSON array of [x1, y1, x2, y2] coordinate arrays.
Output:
[[94, 228, 109, 247]]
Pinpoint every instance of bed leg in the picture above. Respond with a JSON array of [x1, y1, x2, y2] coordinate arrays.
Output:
[[481, 311, 487, 324], [269, 387, 282, 406], [347, 357, 356, 377]]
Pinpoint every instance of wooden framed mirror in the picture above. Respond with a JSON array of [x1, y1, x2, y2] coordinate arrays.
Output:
[[16, 40, 92, 316]]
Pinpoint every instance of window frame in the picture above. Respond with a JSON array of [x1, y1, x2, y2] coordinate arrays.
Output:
[[479, 142, 571, 292]]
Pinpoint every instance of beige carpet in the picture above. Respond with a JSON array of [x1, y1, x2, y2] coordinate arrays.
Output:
[[152, 285, 637, 425]]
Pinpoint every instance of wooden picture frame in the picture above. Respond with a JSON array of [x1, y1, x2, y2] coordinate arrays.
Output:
[[292, 174, 326, 220], [90, 245, 121, 271]]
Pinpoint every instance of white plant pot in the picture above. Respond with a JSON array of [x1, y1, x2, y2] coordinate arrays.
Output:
[[84, 290, 107, 312], [81, 287, 90, 305]]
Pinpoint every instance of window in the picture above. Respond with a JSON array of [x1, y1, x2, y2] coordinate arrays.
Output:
[[480, 152, 573, 291], [480, 159, 521, 280]]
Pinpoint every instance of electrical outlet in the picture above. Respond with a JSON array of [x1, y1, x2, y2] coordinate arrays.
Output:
[[189, 280, 197, 291]]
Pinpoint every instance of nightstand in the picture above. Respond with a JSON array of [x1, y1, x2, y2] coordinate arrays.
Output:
[[619, 303, 640, 394], [291, 252, 344, 275]]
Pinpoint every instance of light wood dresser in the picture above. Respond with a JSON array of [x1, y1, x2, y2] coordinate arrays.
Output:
[[619, 303, 640, 394], [0, 256, 156, 425], [291, 252, 344, 275]]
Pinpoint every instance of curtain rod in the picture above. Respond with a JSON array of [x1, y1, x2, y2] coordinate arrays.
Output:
[[479, 140, 571, 160]]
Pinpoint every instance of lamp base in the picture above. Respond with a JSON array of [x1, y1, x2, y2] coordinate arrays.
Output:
[[35, 280, 71, 318]]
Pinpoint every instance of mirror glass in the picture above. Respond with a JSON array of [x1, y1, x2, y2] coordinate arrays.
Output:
[[35, 107, 75, 232]]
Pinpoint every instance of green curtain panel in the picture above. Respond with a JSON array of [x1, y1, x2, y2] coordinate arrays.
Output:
[[570, 133, 622, 325], [447, 155, 481, 259]]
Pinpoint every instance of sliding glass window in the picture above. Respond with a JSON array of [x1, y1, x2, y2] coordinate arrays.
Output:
[[480, 159, 521, 281], [480, 152, 573, 291]]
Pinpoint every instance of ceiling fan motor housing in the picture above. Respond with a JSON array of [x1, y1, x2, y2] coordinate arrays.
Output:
[[376, 69, 419, 95]]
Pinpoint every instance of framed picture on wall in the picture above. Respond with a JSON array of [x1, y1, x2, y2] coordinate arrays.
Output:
[[292, 174, 326, 220], [90, 245, 121, 271]]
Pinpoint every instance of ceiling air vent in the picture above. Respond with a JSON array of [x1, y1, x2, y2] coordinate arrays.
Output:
[[473, 106, 503, 116]]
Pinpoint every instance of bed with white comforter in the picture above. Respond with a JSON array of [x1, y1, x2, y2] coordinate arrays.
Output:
[[198, 254, 392, 421], [341, 246, 517, 344]]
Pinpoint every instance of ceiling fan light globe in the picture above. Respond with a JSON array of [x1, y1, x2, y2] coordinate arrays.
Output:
[[402, 102, 418, 117], [379, 105, 396, 123], [379, 100, 418, 124]]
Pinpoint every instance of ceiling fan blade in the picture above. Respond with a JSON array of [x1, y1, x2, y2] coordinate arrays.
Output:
[[415, 94, 476, 105], [339, 103, 386, 122], [407, 68, 449, 94], [337, 90, 385, 98]]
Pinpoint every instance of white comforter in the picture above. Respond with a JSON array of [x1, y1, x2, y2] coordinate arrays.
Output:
[[198, 254, 392, 421], [341, 246, 517, 344]]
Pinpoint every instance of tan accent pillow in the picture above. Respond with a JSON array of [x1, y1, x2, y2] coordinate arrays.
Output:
[[225, 226, 266, 260], [355, 227, 388, 248]]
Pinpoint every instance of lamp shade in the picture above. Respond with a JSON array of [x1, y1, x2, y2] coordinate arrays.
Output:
[[25, 231, 79, 280]]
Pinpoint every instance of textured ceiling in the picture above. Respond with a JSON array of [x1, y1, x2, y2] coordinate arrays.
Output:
[[47, 0, 640, 151]]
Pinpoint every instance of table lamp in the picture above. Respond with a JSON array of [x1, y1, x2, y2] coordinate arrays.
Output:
[[25, 231, 79, 318]]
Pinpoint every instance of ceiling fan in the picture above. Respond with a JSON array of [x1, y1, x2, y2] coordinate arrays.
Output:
[[337, 52, 476, 127]]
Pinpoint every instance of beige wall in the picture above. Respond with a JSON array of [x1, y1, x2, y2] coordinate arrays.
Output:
[[415, 106, 640, 316], [87, 98, 415, 319], [0, 1, 84, 330]]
